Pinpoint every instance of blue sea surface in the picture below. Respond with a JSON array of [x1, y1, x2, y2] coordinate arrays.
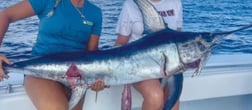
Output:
[[0, 0, 252, 61]]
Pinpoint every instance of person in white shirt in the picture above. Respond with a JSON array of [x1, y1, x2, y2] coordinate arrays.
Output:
[[114, 0, 183, 110]]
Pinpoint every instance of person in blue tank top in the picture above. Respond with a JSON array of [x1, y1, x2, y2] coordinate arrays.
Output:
[[0, 0, 105, 109]]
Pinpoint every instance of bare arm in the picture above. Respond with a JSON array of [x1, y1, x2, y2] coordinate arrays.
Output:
[[114, 34, 130, 46], [0, 0, 35, 80], [87, 34, 100, 51], [87, 34, 108, 91], [0, 0, 35, 44]]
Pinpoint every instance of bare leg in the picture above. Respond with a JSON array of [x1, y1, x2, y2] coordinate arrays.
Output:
[[134, 79, 164, 110], [171, 100, 180, 110], [25, 76, 85, 110], [25, 76, 69, 110]]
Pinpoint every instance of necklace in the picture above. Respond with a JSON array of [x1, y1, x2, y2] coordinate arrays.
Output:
[[72, 0, 93, 25], [47, 0, 61, 17], [74, 6, 88, 25]]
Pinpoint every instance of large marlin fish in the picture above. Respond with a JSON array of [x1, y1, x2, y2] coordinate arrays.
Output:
[[3, 2, 252, 110]]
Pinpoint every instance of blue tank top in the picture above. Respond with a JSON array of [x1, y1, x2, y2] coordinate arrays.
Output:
[[29, 0, 102, 56]]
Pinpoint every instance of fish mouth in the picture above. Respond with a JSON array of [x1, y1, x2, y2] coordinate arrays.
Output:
[[185, 59, 201, 68]]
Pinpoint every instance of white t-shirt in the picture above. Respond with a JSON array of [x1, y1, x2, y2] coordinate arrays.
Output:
[[116, 0, 183, 42]]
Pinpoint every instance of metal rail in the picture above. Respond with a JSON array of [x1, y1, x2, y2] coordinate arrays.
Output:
[[0, 83, 24, 94]]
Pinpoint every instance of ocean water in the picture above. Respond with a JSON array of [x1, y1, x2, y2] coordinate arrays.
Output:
[[0, 0, 252, 61]]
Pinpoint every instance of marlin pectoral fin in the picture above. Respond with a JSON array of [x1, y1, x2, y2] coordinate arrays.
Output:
[[121, 84, 132, 110], [163, 73, 183, 110], [192, 52, 211, 77], [69, 84, 88, 110], [160, 52, 169, 76]]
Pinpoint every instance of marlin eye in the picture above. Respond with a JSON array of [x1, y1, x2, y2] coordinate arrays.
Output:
[[197, 42, 206, 51], [182, 44, 188, 47]]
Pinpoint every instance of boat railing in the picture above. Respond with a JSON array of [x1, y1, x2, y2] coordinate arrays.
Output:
[[0, 83, 24, 95]]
